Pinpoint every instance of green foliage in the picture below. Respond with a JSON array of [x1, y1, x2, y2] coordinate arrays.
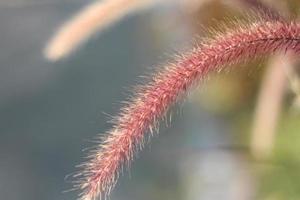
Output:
[[259, 114, 300, 200]]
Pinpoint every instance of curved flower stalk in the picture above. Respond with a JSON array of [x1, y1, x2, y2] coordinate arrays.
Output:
[[44, 0, 156, 61], [251, 54, 291, 159], [77, 20, 300, 200], [44, 0, 280, 61]]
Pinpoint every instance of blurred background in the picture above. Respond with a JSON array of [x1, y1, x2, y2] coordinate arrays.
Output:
[[1, 0, 300, 200]]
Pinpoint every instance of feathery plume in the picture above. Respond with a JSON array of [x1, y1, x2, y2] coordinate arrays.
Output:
[[77, 20, 300, 200], [44, 0, 154, 61]]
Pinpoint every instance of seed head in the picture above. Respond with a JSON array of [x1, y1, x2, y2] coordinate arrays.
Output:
[[77, 20, 300, 200]]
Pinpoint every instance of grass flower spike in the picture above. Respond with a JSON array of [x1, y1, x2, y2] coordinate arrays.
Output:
[[77, 19, 300, 200], [44, 0, 154, 61]]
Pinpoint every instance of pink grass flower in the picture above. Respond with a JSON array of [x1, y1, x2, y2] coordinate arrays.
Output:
[[77, 19, 300, 200]]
